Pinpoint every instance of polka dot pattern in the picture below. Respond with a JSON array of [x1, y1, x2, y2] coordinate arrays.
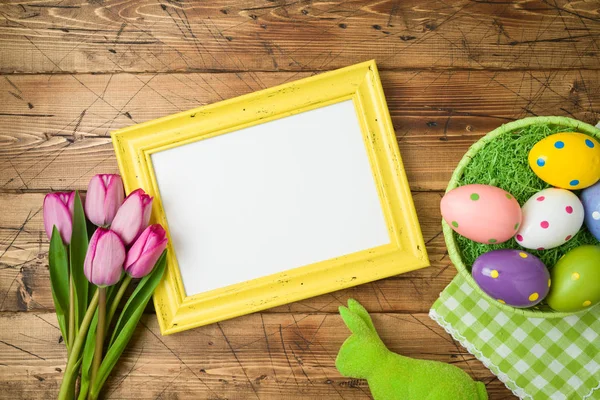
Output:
[[528, 292, 539, 302], [571, 272, 580, 280], [593, 211, 600, 221], [515, 188, 585, 251], [497, 299, 505, 304], [565, 206, 573, 214], [529, 133, 600, 189], [583, 300, 592, 307], [441, 184, 522, 245], [519, 252, 528, 259], [548, 279, 551, 288], [490, 270, 499, 278]]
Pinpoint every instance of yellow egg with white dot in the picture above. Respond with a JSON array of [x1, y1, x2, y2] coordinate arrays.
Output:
[[547, 246, 600, 312], [528, 132, 600, 189]]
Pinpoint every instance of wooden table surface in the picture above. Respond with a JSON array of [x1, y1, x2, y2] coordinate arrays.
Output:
[[1, 0, 599, 398]]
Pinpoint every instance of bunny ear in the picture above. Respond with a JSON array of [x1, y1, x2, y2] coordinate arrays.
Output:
[[347, 299, 377, 333], [339, 306, 371, 335]]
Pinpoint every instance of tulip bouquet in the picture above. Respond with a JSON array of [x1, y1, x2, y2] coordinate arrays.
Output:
[[44, 174, 168, 399]]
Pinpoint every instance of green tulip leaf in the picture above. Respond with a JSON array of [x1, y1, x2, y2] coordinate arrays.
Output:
[[70, 191, 89, 335], [77, 313, 95, 400], [49, 227, 69, 347], [90, 252, 167, 398]]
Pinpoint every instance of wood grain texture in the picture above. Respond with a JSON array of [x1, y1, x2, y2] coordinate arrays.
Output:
[[0, 191, 450, 314], [1, 70, 599, 192], [0, 311, 512, 399], [0, 0, 600, 73], [3, 0, 598, 398]]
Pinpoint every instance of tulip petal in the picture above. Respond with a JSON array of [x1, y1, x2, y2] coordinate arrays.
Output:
[[85, 175, 108, 226], [84, 227, 102, 284], [66, 191, 76, 215], [142, 197, 153, 229], [111, 193, 143, 245], [104, 175, 124, 224], [125, 226, 149, 265], [43, 193, 73, 244], [91, 230, 125, 286], [142, 225, 166, 253], [124, 224, 167, 278], [111, 189, 153, 245], [126, 237, 167, 278]]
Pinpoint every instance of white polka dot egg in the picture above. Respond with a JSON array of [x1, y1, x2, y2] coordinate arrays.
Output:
[[515, 188, 584, 250]]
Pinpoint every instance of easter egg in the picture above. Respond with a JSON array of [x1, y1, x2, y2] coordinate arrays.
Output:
[[441, 184, 521, 244], [528, 132, 600, 190], [515, 188, 584, 250], [472, 250, 549, 308], [581, 181, 600, 241], [546, 246, 600, 312]]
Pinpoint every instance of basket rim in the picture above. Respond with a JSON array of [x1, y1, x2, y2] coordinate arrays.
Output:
[[444, 116, 600, 318]]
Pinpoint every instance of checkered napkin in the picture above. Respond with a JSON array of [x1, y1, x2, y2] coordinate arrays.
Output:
[[429, 275, 600, 399]]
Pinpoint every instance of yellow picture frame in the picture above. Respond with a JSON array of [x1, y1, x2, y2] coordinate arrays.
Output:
[[112, 60, 429, 335]]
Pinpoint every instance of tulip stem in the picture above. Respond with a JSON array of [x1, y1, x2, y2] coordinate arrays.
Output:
[[68, 274, 75, 355], [66, 247, 74, 356], [90, 287, 106, 395], [107, 275, 132, 332], [57, 289, 99, 400]]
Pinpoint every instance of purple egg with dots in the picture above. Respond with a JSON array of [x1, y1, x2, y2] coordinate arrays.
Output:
[[472, 250, 550, 308]]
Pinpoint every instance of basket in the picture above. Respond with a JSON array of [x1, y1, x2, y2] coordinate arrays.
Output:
[[444, 116, 600, 318]]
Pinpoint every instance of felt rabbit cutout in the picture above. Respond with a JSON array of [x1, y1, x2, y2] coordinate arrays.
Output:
[[336, 299, 488, 400]]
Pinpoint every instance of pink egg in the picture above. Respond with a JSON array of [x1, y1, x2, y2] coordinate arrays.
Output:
[[441, 184, 522, 244]]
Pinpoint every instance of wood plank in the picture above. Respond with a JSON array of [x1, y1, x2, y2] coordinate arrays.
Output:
[[1, 0, 599, 73], [0, 311, 513, 399], [0, 191, 450, 314], [1, 70, 599, 192]]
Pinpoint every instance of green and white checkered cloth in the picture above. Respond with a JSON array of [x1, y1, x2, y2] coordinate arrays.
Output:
[[430, 275, 600, 399]]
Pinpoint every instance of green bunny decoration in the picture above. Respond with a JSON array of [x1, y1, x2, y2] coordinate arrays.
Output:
[[336, 299, 488, 400]]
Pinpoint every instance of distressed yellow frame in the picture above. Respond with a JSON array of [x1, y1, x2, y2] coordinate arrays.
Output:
[[112, 60, 429, 335]]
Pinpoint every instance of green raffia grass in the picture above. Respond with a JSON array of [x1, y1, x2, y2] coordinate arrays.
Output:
[[455, 123, 599, 271]]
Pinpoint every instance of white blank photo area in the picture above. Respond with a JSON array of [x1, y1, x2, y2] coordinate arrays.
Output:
[[151, 100, 390, 296]]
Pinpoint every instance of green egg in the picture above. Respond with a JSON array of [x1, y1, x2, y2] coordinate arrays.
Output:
[[547, 245, 600, 312]]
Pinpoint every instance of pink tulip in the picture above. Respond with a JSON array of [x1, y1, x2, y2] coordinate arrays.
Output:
[[43, 192, 75, 244], [124, 225, 168, 278], [84, 228, 126, 286], [85, 174, 124, 227], [111, 189, 153, 245]]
